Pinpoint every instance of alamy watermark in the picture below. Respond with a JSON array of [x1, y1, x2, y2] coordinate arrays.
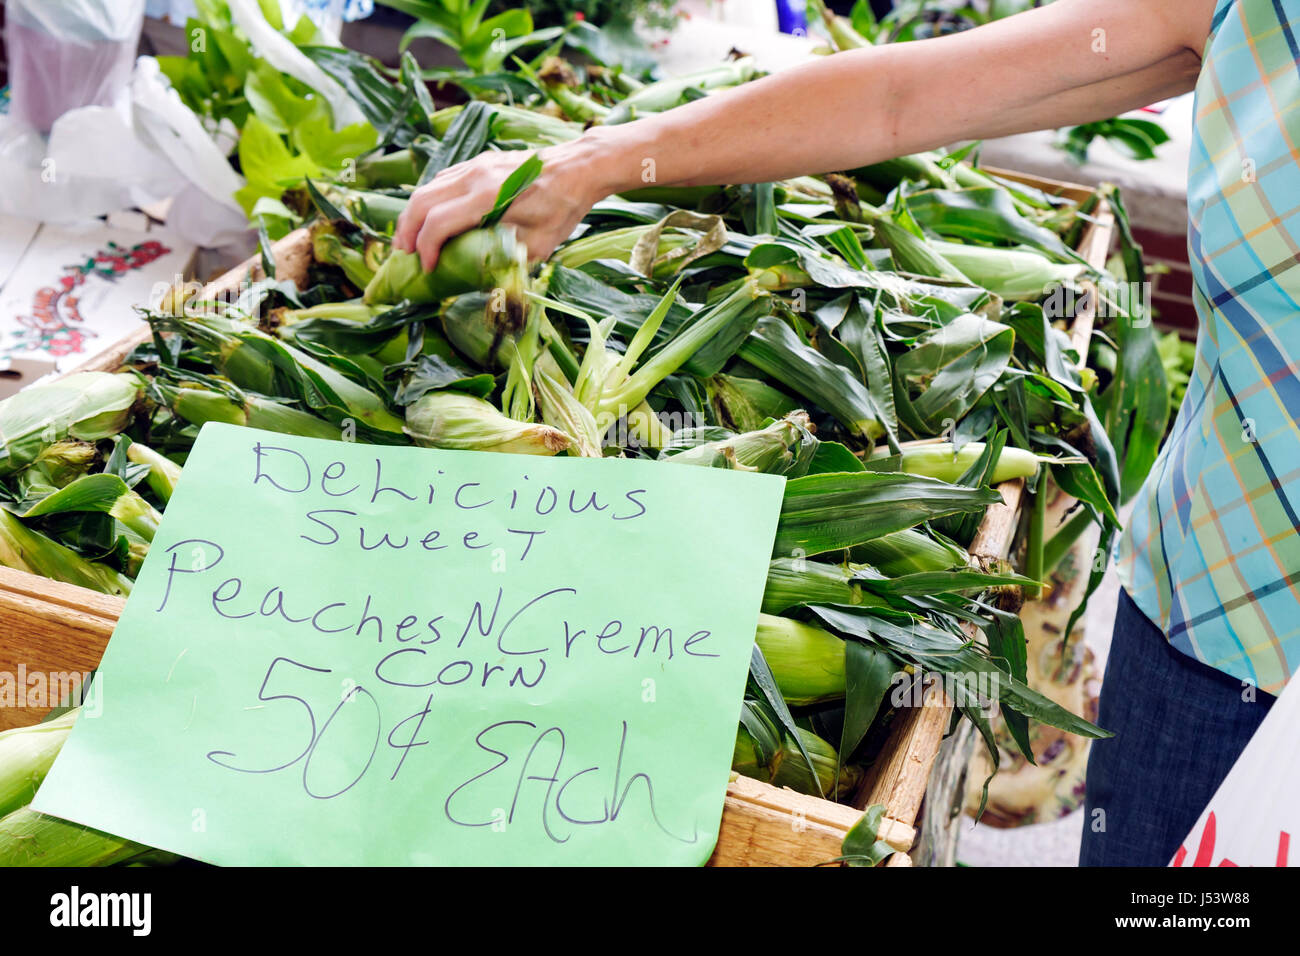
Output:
[[0, 666, 102, 716], [890, 668, 999, 716], [1043, 280, 1153, 327]]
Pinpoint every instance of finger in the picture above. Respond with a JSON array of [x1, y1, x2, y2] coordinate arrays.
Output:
[[415, 198, 484, 271], [393, 174, 469, 252], [393, 189, 435, 253]]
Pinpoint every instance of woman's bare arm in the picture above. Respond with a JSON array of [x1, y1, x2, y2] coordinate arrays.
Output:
[[395, 0, 1215, 269]]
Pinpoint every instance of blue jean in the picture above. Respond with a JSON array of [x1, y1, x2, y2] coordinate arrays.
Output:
[[1078, 588, 1276, 866]]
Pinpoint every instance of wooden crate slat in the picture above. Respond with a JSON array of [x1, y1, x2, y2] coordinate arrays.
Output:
[[711, 775, 914, 866]]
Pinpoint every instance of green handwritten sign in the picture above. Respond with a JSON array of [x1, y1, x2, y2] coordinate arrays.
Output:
[[33, 423, 785, 865]]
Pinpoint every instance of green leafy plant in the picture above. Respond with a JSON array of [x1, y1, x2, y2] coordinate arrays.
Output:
[[376, 0, 566, 74]]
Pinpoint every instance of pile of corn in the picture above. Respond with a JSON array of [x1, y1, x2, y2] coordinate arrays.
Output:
[[0, 35, 1163, 863]]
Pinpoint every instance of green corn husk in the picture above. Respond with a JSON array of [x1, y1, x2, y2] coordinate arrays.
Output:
[[155, 382, 343, 441], [540, 78, 610, 123], [927, 239, 1088, 301], [754, 613, 847, 706], [851, 154, 958, 193], [707, 374, 801, 432], [665, 412, 811, 473], [405, 392, 571, 455], [774, 472, 1000, 557], [120, 527, 150, 578], [534, 367, 604, 458], [602, 57, 758, 124], [430, 104, 580, 145], [762, 557, 889, 614], [596, 279, 766, 420], [20, 473, 162, 544], [552, 224, 697, 276], [0, 710, 78, 819], [867, 441, 1040, 484], [15, 441, 98, 500], [311, 221, 377, 290], [354, 149, 421, 188], [124, 442, 183, 504], [273, 301, 384, 330], [871, 219, 972, 283], [0, 373, 138, 476], [364, 228, 528, 312], [850, 528, 969, 575], [323, 186, 411, 231], [738, 316, 883, 439], [527, 57, 608, 124], [440, 292, 513, 369], [149, 315, 406, 437], [733, 714, 860, 798], [0, 510, 132, 596], [0, 806, 148, 867], [149, 313, 279, 397]]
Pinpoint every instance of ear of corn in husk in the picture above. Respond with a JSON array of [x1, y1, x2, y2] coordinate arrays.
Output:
[[124, 441, 183, 503], [762, 557, 890, 614], [0, 806, 148, 867], [808, 0, 872, 51], [0, 509, 132, 596], [14, 441, 98, 501], [754, 613, 848, 706], [0, 373, 138, 477], [867, 441, 1040, 484], [533, 366, 604, 458], [602, 57, 757, 124], [20, 473, 161, 543], [430, 103, 580, 145], [707, 374, 801, 432], [849, 528, 970, 575], [364, 227, 528, 312], [927, 239, 1088, 301], [310, 221, 378, 290], [404, 392, 571, 455], [0, 710, 78, 819], [733, 709, 860, 798], [153, 381, 343, 441], [665, 412, 812, 474]]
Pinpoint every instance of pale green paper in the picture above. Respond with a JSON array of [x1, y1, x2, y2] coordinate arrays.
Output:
[[33, 423, 785, 866]]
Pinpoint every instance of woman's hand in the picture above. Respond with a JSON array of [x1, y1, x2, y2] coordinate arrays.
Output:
[[393, 138, 619, 271]]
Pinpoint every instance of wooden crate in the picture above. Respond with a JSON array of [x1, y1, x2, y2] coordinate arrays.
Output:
[[0, 172, 1114, 866]]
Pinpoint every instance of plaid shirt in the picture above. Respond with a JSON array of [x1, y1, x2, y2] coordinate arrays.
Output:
[[1118, 0, 1300, 694]]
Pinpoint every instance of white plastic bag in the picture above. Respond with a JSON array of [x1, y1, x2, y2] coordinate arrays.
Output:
[[0, 53, 248, 239], [1171, 677, 1299, 867], [5, 0, 146, 134], [0, 0, 183, 223], [129, 58, 250, 247]]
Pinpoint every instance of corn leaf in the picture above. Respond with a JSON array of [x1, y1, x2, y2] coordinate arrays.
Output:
[[740, 316, 882, 439], [747, 645, 823, 796], [839, 804, 896, 867], [839, 641, 895, 765], [808, 605, 1111, 739], [774, 472, 1000, 556], [891, 312, 1014, 435], [904, 187, 1086, 264]]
